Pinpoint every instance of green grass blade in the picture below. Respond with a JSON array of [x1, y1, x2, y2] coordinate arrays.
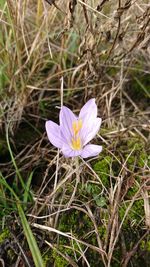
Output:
[[17, 204, 44, 267], [0, 175, 44, 267], [6, 126, 27, 192], [23, 171, 34, 204]]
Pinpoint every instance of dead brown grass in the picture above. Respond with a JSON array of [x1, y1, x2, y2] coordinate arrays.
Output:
[[0, 0, 150, 266]]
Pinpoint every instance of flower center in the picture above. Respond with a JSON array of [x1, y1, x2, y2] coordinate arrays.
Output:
[[71, 137, 82, 150], [71, 119, 82, 150], [72, 119, 82, 135]]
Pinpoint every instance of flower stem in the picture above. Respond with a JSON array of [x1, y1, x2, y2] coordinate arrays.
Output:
[[67, 157, 80, 207]]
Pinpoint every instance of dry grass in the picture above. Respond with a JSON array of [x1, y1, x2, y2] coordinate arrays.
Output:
[[0, 0, 150, 266]]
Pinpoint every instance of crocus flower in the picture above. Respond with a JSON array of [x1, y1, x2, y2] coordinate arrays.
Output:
[[45, 98, 102, 158]]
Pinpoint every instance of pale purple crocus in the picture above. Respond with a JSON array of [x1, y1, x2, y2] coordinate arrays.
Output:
[[45, 98, 102, 158]]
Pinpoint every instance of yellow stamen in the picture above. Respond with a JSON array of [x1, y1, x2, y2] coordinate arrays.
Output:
[[71, 119, 82, 150], [71, 137, 82, 150], [72, 119, 82, 136]]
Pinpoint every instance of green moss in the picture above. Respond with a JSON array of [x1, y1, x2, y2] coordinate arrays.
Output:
[[42, 250, 53, 267], [98, 224, 107, 240], [93, 156, 112, 187], [58, 210, 93, 235], [129, 199, 144, 221], [138, 152, 149, 168], [119, 199, 144, 229], [56, 210, 103, 266], [52, 250, 68, 267], [126, 138, 149, 169], [140, 240, 150, 252], [126, 183, 139, 198], [0, 228, 10, 243]]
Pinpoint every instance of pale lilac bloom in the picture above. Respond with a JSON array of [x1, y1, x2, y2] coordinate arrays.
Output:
[[45, 98, 102, 158]]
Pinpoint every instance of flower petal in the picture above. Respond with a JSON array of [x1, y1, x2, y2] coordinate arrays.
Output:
[[45, 121, 64, 149], [79, 98, 97, 121], [59, 106, 77, 142], [61, 144, 81, 158], [81, 144, 102, 158], [81, 117, 102, 146]]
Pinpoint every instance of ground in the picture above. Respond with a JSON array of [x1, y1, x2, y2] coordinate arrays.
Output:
[[0, 0, 150, 266]]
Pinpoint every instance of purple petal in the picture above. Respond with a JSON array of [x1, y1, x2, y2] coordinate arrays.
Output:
[[81, 144, 102, 158], [81, 117, 102, 146], [61, 144, 81, 158], [45, 121, 64, 149], [79, 98, 97, 121], [59, 106, 77, 142]]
